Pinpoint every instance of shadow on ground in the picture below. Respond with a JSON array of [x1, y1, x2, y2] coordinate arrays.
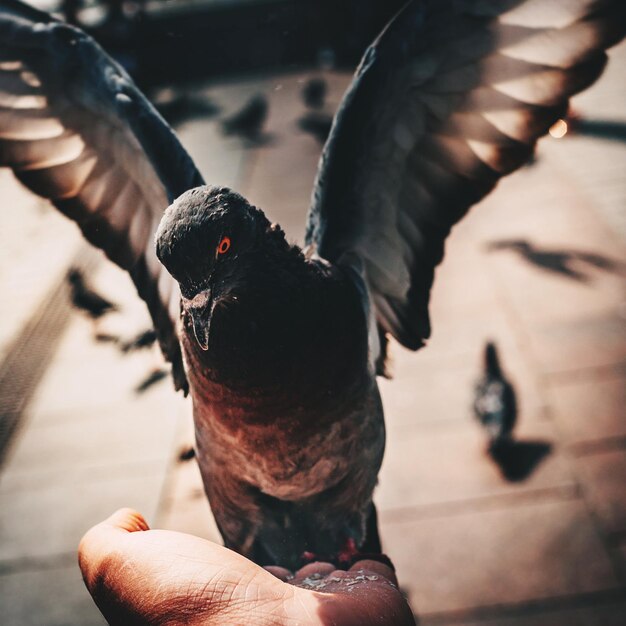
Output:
[[489, 440, 553, 482], [485, 239, 626, 283], [569, 118, 626, 144], [152, 90, 221, 128]]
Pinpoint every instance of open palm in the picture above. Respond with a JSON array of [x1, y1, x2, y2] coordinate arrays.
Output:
[[78, 509, 415, 626]]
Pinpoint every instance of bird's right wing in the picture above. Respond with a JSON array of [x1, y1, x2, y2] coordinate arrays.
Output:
[[0, 0, 205, 393], [306, 0, 625, 357]]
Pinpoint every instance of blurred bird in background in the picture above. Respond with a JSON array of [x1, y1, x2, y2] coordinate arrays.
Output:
[[120, 328, 158, 353], [473, 342, 554, 482], [221, 93, 268, 141], [486, 239, 624, 283], [66, 268, 119, 335], [134, 367, 170, 394], [297, 111, 333, 144], [0, 0, 623, 569], [301, 77, 327, 109]]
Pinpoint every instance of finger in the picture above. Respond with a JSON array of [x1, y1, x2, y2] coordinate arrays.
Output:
[[349, 559, 399, 587], [101, 508, 150, 533], [291, 561, 337, 584], [78, 508, 149, 589], [263, 565, 293, 581]]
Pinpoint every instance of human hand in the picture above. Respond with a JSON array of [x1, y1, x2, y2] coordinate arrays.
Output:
[[78, 508, 415, 625]]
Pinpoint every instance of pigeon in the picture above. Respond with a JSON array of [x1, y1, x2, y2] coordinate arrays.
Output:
[[301, 77, 327, 109], [473, 342, 517, 448], [67, 268, 118, 320], [221, 94, 268, 140], [0, 0, 623, 569]]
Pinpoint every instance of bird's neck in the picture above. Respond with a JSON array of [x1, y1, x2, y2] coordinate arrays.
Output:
[[182, 255, 370, 427]]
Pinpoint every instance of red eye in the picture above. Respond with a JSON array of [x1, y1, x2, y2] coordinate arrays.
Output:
[[217, 236, 231, 255]]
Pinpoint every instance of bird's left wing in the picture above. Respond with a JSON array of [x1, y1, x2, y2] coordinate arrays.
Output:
[[0, 0, 205, 392], [306, 0, 625, 357]]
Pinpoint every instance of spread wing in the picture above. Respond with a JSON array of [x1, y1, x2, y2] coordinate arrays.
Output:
[[0, 0, 205, 393], [306, 0, 625, 352]]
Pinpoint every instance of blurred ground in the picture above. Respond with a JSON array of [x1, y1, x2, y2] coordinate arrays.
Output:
[[0, 36, 625, 626]]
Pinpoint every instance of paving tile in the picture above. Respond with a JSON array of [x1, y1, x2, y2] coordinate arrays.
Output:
[[376, 419, 572, 513], [544, 41, 626, 242], [381, 336, 547, 431], [421, 306, 519, 365], [0, 171, 82, 361], [0, 399, 176, 484], [574, 450, 626, 536], [484, 246, 624, 328], [25, 317, 180, 420], [429, 250, 501, 321], [547, 371, 626, 445], [526, 312, 626, 375], [22, 256, 174, 422], [469, 151, 625, 255], [0, 472, 167, 563], [379, 355, 479, 429], [240, 72, 351, 241], [433, 599, 626, 626], [2, 393, 184, 489], [176, 100, 248, 192], [0, 458, 165, 495], [154, 413, 222, 542], [0, 563, 106, 626], [574, 40, 626, 118], [156, 458, 222, 544], [381, 500, 620, 614]]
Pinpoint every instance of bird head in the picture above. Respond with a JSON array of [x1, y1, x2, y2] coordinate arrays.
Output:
[[155, 185, 287, 351]]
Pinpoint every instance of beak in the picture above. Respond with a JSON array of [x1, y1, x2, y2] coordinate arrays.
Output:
[[183, 289, 214, 351]]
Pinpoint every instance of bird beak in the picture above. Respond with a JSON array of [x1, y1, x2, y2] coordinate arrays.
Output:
[[183, 289, 214, 351]]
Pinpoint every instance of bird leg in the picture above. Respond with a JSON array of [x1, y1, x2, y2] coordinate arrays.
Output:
[[299, 535, 390, 571]]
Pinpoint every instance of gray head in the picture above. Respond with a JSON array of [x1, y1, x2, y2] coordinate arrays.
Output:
[[155, 185, 288, 350]]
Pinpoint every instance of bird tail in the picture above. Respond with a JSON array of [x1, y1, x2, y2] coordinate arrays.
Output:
[[484, 341, 501, 377]]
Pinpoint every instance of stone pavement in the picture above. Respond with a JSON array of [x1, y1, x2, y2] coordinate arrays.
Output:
[[1, 43, 625, 626]]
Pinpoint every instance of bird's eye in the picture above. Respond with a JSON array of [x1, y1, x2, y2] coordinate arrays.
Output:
[[217, 236, 231, 256]]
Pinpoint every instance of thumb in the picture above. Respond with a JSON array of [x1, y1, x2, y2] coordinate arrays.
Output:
[[99, 508, 150, 533], [78, 508, 149, 588]]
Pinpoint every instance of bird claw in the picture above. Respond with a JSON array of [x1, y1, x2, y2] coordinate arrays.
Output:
[[337, 537, 358, 564]]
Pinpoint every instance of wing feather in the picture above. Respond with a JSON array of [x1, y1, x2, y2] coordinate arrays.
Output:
[[306, 0, 624, 356], [0, 0, 205, 392]]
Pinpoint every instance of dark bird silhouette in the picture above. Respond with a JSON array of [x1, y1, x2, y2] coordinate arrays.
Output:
[[489, 439, 552, 482], [473, 342, 553, 482], [178, 446, 196, 462], [120, 328, 158, 353], [301, 77, 327, 109], [473, 342, 517, 448], [67, 268, 118, 320], [221, 94, 268, 140], [0, 0, 623, 569], [569, 119, 626, 143], [297, 111, 333, 144], [486, 239, 625, 283], [134, 367, 169, 393], [152, 90, 220, 129]]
